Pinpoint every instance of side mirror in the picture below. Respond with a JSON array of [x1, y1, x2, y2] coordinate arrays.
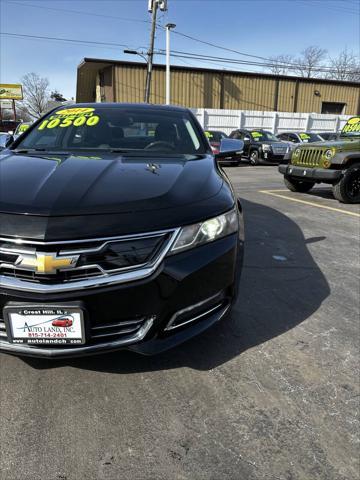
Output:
[[215, 139, 244, 159], [5, 135, 14, 148], [243, 135, 251, 143]]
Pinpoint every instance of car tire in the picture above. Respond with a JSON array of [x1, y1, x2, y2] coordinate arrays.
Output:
[[250, 150, 260, 165], [332, 163, 360, 204], [284, 176, 315, 193]]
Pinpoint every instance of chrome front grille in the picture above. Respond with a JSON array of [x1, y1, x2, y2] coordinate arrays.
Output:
[[297, 149, 323, 167], [0, 229, 180, 293], [272, 145, 287, 155]]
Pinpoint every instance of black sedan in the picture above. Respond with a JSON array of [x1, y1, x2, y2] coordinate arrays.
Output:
[[0, 103, 244, 358]]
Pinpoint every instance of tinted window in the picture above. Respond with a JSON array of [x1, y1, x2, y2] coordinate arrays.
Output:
[[278, 133, 290, 141], [17, 106, 207, 155], [204, 131, 227, 142]]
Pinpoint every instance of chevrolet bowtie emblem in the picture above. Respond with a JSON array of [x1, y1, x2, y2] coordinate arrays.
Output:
[[16, 252, 79, 275]]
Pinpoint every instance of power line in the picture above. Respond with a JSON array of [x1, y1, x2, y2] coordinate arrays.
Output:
[[0, 32, 147, 50], [2, 1, 152, 25], [162, 49, 358, 73], [295, 0, 359, 14], [4, 0, 350, 70], [1, 32, 358, 77]]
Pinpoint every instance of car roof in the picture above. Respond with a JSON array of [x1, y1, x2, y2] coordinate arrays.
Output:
[[249, 129, 272, 133], [280, 131, 315, 135], [53, 102, 191, 113]]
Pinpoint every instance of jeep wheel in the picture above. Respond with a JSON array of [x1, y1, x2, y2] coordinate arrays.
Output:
[[332, 164, 360, 204], [250, 150, 260, 165], [284, 176, 315, 193]]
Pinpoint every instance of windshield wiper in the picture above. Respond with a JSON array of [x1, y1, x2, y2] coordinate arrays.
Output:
[[110, 149, 137, 153], [13, 148, 70, 155]]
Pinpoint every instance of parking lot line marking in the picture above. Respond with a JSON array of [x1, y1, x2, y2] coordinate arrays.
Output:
[[259, 190, 360, 217]]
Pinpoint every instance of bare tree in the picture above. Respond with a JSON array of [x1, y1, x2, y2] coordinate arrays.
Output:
[[327, 49, 360, 81], [268, 54, 296, 75], [20, 73, 50, 119], [295, 46, 327, 78]]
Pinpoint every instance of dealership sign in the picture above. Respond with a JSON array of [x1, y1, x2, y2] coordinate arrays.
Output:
[[0, 100, 13, 109], [0, 84, 23, 100]]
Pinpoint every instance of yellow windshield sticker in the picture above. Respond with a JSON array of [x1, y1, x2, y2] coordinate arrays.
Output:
[[55, 107, 95, 116], [300, 133, 310, 140], [205, 131, 213, 138], [18, 124, 30, 133], [251, 132, 262, 138], [37, 109, 100, 131], [342, 116, 360, 133]]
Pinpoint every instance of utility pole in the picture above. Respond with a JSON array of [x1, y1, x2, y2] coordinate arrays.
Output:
[[145, 0, 168, 103], [165, 23, 176, 105], [144, 0, 159, 103]]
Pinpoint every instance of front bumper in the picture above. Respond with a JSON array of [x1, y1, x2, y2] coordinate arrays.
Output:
[[261, 152, 286, 164], [279, 164, 343, 182], [0, 234, 243, 358]]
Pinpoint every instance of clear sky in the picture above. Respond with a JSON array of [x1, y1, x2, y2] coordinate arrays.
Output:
[[1, 0, 359, 99]]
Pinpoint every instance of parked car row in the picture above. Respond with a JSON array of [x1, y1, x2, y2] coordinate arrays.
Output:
[[204, 128, 342, 166], [205, 119, 359, 204], [278, 116, 360, 204]]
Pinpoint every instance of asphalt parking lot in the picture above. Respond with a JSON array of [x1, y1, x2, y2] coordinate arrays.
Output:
[[0, 165, 359, 480]]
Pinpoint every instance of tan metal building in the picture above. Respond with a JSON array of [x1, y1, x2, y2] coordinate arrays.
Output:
[[77, 58, 360, 115]]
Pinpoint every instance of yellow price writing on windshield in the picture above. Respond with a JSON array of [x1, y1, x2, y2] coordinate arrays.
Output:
[[38, 114, 100, 130], [342, 117, 360, 133], [55, 107, 95, 116]]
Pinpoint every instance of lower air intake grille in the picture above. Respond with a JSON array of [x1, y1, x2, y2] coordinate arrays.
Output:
[[0, 319, 9, 342]]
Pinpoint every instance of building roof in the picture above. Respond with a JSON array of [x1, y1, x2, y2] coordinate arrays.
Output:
[[55, 102, 189, 111], [77, 57, 360, 87]]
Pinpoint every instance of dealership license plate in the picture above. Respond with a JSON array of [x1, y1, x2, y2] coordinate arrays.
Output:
[[4, 306, 85, 345]]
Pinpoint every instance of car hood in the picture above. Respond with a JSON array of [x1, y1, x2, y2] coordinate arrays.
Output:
[[0, 152, 223, 216], [260, 141, 289, 147], [298, 137, 360, 151]]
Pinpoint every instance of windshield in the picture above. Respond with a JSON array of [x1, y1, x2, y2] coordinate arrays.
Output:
[[250, 131, 279, 142], [15, 106, 207, 155], [340, 116, 360, 138], [299, 133, 323, 143]]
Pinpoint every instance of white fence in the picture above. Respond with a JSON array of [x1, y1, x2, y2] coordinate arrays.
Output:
[[192, 109, 352, 135]]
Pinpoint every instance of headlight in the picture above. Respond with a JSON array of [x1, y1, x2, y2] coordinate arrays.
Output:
[[293, 148, 301, 158], [324, 149, 334, 160], [170, 209, 238, 254], [262, 144, 272, 151]]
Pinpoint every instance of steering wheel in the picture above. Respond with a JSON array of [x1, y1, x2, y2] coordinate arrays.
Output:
[[144, 141, 176, 152]]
